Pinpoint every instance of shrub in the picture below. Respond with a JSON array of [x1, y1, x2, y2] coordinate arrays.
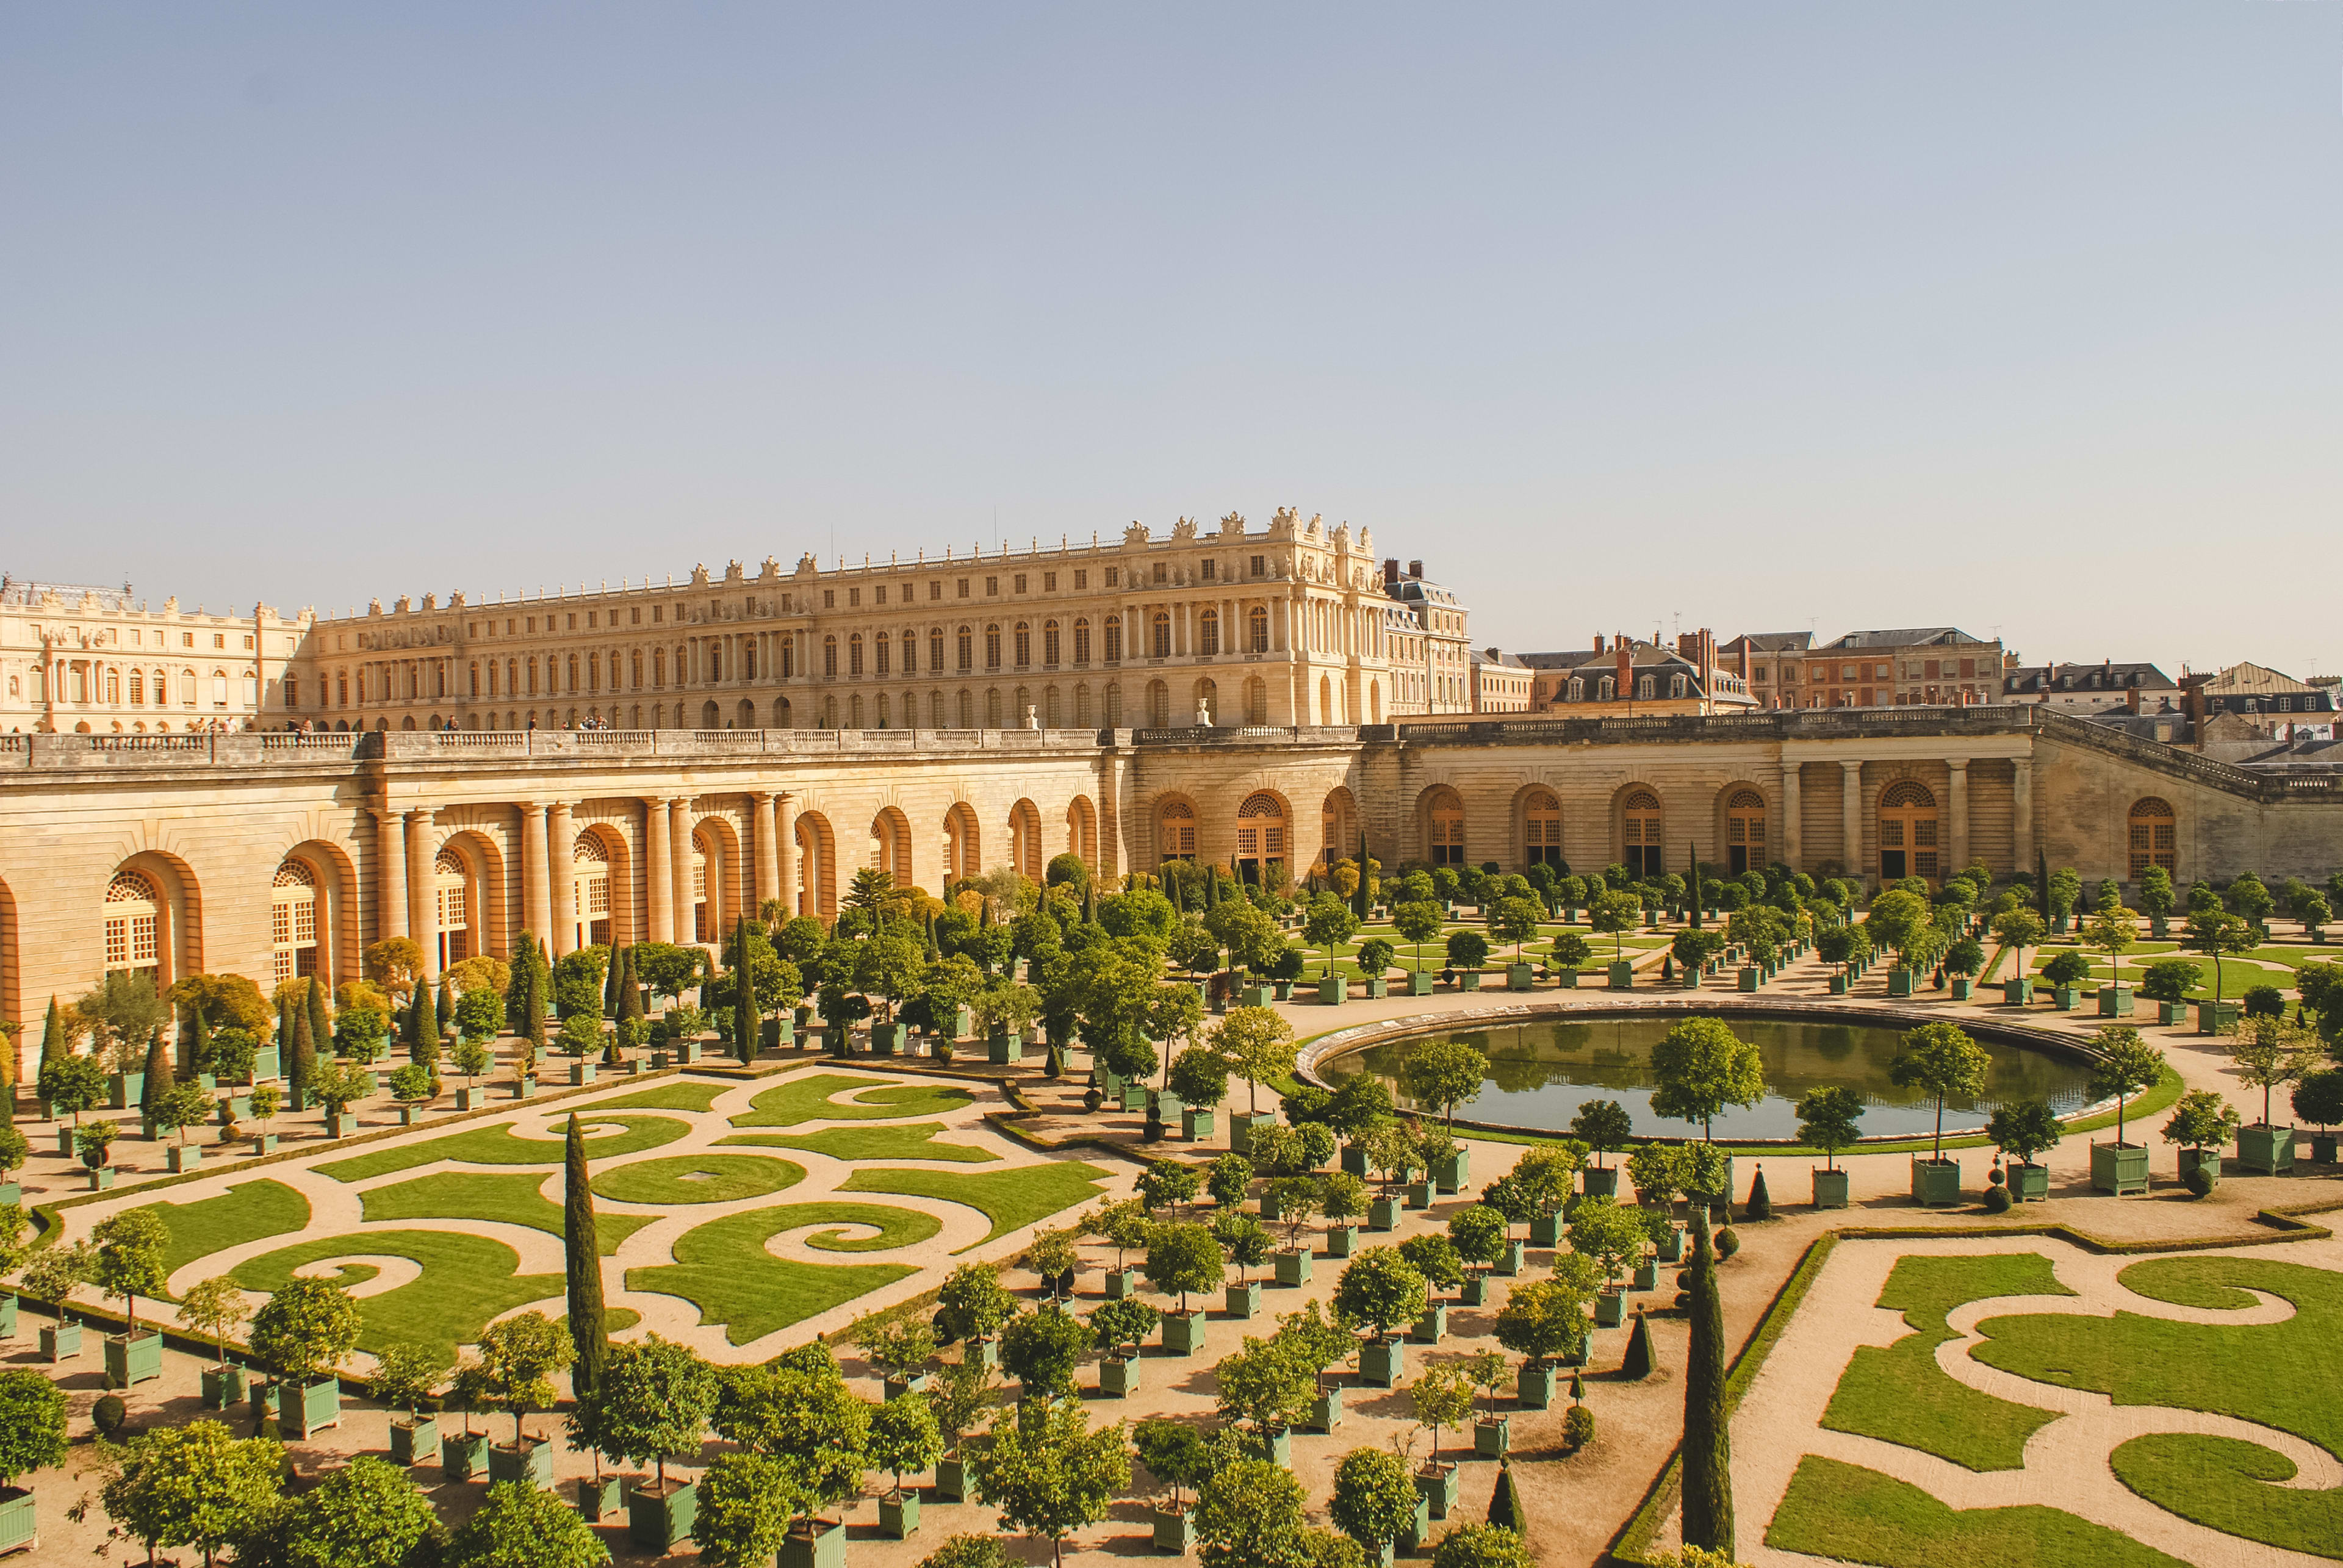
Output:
[[2244, 985, 2286, 1018], [2040, 950, 2093, 988], [2184, 1164, 2214, 1198], [93, 1392, 128, 1440], [1743, 1166, 1771, 1221], [1981, 1184, 2013, 1214], [1562, 1404, 1594, 1450], [1714, 1228, 1740, 1261]]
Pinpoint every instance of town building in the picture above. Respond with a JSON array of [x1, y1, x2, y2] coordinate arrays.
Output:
[[1467, 648, 1531, 713], [1519, 631, 1757, 719], [1719, 631, 1815, 710], [0, 577, 310, 736], [2181, 662, 2337, 744], [1797, 627, 2004, 709], [2001, 660, 2178, 713], [1380, 560, 1473, 715]]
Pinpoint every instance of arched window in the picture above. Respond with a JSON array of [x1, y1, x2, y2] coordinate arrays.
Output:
[[1043, 620, 1060, 667], [944, 802, 982, 882], [958, 626, 974, 671], [105, 869, 162, 979], [1199, 608, 1220, 656], [900, 630, 916, 674], [434, 850, 471, 968], [1014, 622, 1032, 668], [1151, 611, 1172, 659], [1158, 799, 1197, 863], [1428, 789, 1466, 866], [2128, 797, 2176, 877], [1245, 676, 1269, 725], [1622, 789, 1663, 876], [1147, 679, 1170, 726], [1248, 606, 1269, 654], [1524, 789, 1563, 867], [930, 627, 946, 672], [574, 835, 612, 951], [824, 636, 839, 678], [849, 634, 865, 677], [271, 861, 319, 987], [985, 625, 1002, 669], [1104, 616, 1123, 664], [691, 830, 714, 943], [1073, 619, 1091, 664], [1877, 780, 1940, 882], [1724, 788, 1766, 876], [1236, 792, 1287, 880]]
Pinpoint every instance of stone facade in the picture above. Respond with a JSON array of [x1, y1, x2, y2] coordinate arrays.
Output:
[[0, 578, 309, 736], [6, 705, 2340, 1075]]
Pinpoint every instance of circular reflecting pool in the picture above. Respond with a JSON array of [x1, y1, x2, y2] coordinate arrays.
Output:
[[1319, 1013, 2098, 1142]]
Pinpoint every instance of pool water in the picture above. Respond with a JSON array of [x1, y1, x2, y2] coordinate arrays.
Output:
[[1320, 1013, 2098, 1142]]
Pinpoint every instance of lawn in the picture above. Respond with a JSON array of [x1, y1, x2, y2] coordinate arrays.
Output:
[[587, 1081, 732, 1112], [840, 1159, 1111, 1251], [316, 1113, 693, 1182], [625, 1204, 926, 1345], [1766, 1455, 2189, 1568], [729, 1072, 976, 1129], [2028, 952, 2297, 998], [590, 1153, 807, 1206], [132, 1178, 312, 1292], [231, 1229, 565, 1362], [1821, 1253, 2075, 1472], [359, 1171, 657, 1254], [718, 1121, 999, 1164], [2110, 1433, 2343, 1560], [1973, 1255, 2343, 1462]]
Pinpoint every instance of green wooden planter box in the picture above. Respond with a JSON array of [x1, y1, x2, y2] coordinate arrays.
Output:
[[1181, 1106, 1215, 1141], [1408, 971, 1436, 996], [1409, 1302, 1448, 1344], [1273, 981, 1295, 1001], [1594, 1289, 1624, 1327], [1529, 1213, 1563, 1247], [2158, 1000, 2190, 1025], [2178, 1146, 2222, 1189], [2012, 1162, 2050, 1201], [1100, 1354, 1140, 1397], [1326, 1224, 1360, 1257], [108, 1071, 144, 1110], [1230, 1111, 1278, 1156], [1458, 970, 1482, 991], [2314, 1134, 2339, 1164], [280, 1378, 341, 1437], [2004, 977, 2034, 1005], [1910, 1157, 1962, 1207], [2051, 985, 2082, 1012], [1242, 984, 1275, 1008], [1341, 1143, 1370, 1176], [1557, 967, 1580, 988], [41, 1320, 81, 1361], [1458, 1275, 1487, 1307], [1887, 968, 1915, 998], [513, 1076, 537, 1098], [987, 1028, 1022, 1065], [1366, 976, 1388, 999], [779, 1518, 847, 1568], [577, 1475, 622, 1522], [167, 1144, 203, 1173], [1475, 1416, 1511, 1459], [1105, 1267, 1139, 1299], [1516, 1361, 1557, 1409], [869, 1022, 902, 1056], [1632, 1262, 1659, 1291], [389, 1419, 439, 1466], [1259, 1186, 1283, 1222], [1812, 1168, 1851, 1209], [1582, 1167, 1620, 1199], [1738, 966, 1760, 993], [1829, 974, 1849, 995], [219, 1093, 252, 1123], [1274, 1249, 1313, 1287], [442, 1431, 488, 1481], [201, 1364, 248, 1409], [1655, 1228, 1684, 1263], [87, 1165, 116, 1190], [104, 1331, 164, 1389], [884, 1370, 930, 1400], [1259, 1425, 1293, 1467], [1152, 1506, 1197, 1555], [2197, 999, 2240, 1034], [1506, 963, 1535, 991], [1405, 1179, 1434, 1209], [568, 1061, 595, 1085], [1163, 1311, 1208, 1356], [489, 1439, 554, 1489], [1310, 1385, 1344, 1431], [0, 1487, 36, 1556], [1225, 1281, 1262, 1318], [1395, 1495, 1433, 1556], [1361, 1336, 1406, 1387], [2239, 1124, 2294, 1174], [1494, 1239, 1525, 1276], [627, 1480, 696, 1548], [2097, 985, 2134, 1016], [2092, 1141, 2150, 1195], [1416, 1462, 1460, 1520], [1949, 977, 1974, 1000], [1431, 1148, 1469, 1194], [1317, 974, 1345, 1005], [879, 1489, 920, 1539], [1121, 1082, 1150, 1112], [1608, 961, 1635, 989]]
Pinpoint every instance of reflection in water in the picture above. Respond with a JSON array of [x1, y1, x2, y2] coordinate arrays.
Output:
[[1323, 1015, 2096, 1141]]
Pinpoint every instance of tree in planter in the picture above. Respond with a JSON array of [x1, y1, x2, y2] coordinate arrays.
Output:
[[1303, 894, 1362, 979], [1447, 1205, 1508, 1279], [1393, 901, 1447, 974], [0, 1367, 68, 1505], [854, 1315, 940, 1389], [1488, 897, 1543, 965], [1990, 908, 2046, 981], [867, 1390, 945, 1502], [310, 1060, 376, 1127], [1332, 1246, 1428, 1346], [249, 1276, 362, 1403], [1565, 1195, 1646, 1288], [1408, 1362, 1477, 1469], [1209, 1006, 1297, 1117], [1317, 1169, 1368, 1236], [76, 1117, 122, 1173], [1213, 1209, 1273, 1294], [2083, 897, 2137, 991], [1136, 1160, 1204, 1218], [1430, 1523, 1536, 1568], [2161, 1090, 2241, 1171], [2138, 958, 2197, 1013], [970, 1396, 1131, 1568], [1589, 891, 1642, 966], [1815, 924, 1866, 983], [935, 1262, 1018, 1347], [1272, 1298, 1355, 1400], [370, 1342, 448, 1436], [594, 1334, 718, 1490], [1001, 1308, 1093, 1401], [2039, 949, 2093, 994], [1401, 1040, 1488, 1129], [1214, 1332, 1317, 1450], [1194, 1455, 1350, 1568], [1863, 890, 1930, 974], [1492, 1259, 1599, 1370], [1167, 1046, 1230, 1120], [21, 1240, 95, 1323], [1085, 1298, 1161, 1359], [1355, 937, 1397, 987], [1081, 1198, 1157, 1278], [1205, 1153, 1254, 1211], [178, 1275, 253, 1382], [2087, 1027, 2167, 1146], [1443, 928, 1491, 979], [92, 1207, 169, 1340], [1794, 1087, 1864, 1173], [1983, 1099, 2062, 1177], [2222, 1014, 2321, 1127], [1331, 1445, 1419, 1559], [1571, 1099, 1633, 1169], [93, 1417, 285, 1568], [444, 1480, 610, 1568], [1945, 935, 1985, 986], [1398, 1231, 1465, 1303], [151, 1079, 213, 1148], [334, 1003, 392, 1066], [456, 1309, 573, 1451], [1133, 1417, 1212, 1517], [2183, 912, 2258, 1011], [926, 1354, 1001, 1462], [386, 1062, 434, 1119], [1888, 1022, 1991, 1161], [38, 1048, 107, 1133], [1325, 1073, 1395, 1162], [1650, 1018, 1765, 1142], [248, 1453, 447, 1568]]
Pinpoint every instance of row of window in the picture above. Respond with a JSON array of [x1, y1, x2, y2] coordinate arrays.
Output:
[[27, 665, 252, 707]]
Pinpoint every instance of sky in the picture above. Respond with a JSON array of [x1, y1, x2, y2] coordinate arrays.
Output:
[[4, 4, 2340, 677]]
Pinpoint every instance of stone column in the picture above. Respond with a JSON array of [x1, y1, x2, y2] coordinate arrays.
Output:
[[376, 807, 409, 944], [670, 797, 697, 943], [548, 802, 577, 957], [644, 798, 674, 944], [752, 791, 779, 913], [1780, 763, 1803, 871], [1948, 761, 1971, 874], [2012, 757, 2034, 872], [1840, 760, 1864, 879], [776, 794, 799, 917], [520, 803, 552, 948], [406, 809, 437, 977]]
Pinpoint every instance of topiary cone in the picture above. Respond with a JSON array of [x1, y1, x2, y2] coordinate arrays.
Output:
[[1621, 1307, 1655, 1380], [1486, 1459, 1525, 1530], [1744, 1163, 1771, 1222]]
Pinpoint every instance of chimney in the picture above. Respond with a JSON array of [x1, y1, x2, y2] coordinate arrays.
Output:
[[1408, 560, 1423, 580], [1383, 558, 1399, 585], [2127, 684, 2142, 714], [1593, 633, 1605, 656], [1616, 636, 1632, 700]]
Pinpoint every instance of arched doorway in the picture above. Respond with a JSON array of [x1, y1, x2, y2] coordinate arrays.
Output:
[[270, 861, 319, 989], [1622, 789, 1663, 877], [1724, 789, 1766, 876], [795, 812, 837, 921], [1157, 799, 1197, 865], [691, 830, 719, 943], [1322, 787, 1359, 871], [104, 868, 165, 985], [1878, 781, 1940, 882], [1524, 790, 1563, 868], [943, 803, 981, 884], [574, 836, 613, 952], [873, 808, 913, 885], [1009, 800, 1043, 881], [434, 850, 472, 968], [1236, 792, 1287, 884], [1427, 788, 1465, 867], [1065, 796, 1098, 871], [2128, 797, 2176, 879]]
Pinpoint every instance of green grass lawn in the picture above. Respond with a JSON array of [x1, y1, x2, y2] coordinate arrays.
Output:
[[1822, 1253, 2075, 1472], [590, 1153, 807, 1206], [2110, 1433, 2343, 1560], [840, 1159, 1110, 1251], [587, 1081, 732, 1112], [1974, 1256, 2343, 1463], [718, 1121, 999, 1164], [1766, 1455, 2189, 1568], [2029, 952, 2297, 998], [625, 1204, 925, 1345], [358, 1171, 657, 1254], [316, 1113, 693, 1182], [231, 1229, 565, 1362], [132, 1179, 313, 1293], [728, 1073, 976, 1129]]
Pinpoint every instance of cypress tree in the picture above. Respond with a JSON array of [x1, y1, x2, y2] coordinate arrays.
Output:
[[414, 982, 441, 1087], [38, 998, 65, 1084], [1353, 831, 1372, 920], [400, 981, 422, 1052], [616, 946, 646, 1025], [602, 944, 622, 1017], [562, 1112, 609, 1401], [1083, 879, 1096, 924], [436, 973, 456, 1037], [288, 1001, 316, 1106], [139, 1028, 172, 1126], [306, 979, 332, 1069], [1745, 1163, 1772, 1222], [1681, 1209, 1733, 1556], [1688, 846, 1703, 930], [182, 1001, 212, 1079], [506, 933, 536, 1030], [730, 919, 755, 1063], [1622, 1307, 1655, 1380], [524, 949, 548, 1060], [1487, 1461, 1524, 1531]]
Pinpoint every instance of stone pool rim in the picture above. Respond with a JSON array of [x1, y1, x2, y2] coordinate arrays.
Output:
[[1295, 996, 2123, 1148]]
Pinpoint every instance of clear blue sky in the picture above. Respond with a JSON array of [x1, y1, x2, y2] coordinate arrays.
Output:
[[5, 4, 2338, 676]]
